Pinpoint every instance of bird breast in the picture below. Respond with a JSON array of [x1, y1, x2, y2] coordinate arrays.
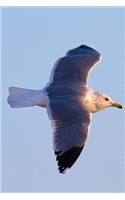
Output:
[[81, 89, 98, 113]]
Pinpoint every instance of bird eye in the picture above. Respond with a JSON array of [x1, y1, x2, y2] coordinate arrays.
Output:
[[105, 97, 109, 101]]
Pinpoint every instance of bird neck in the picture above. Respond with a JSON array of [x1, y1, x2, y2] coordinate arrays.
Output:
[[82, 88, 99, 113]]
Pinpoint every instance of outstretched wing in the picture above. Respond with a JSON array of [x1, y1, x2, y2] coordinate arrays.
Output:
[[48, 45, 101, 86], [47, 97, 91, 173], [46, 45, 98, 173]]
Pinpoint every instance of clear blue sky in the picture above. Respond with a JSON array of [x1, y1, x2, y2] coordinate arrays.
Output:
[[2, 7, 124, 192]]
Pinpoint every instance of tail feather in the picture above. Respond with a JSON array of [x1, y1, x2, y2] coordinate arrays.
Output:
[[8, 87, 32, 97], [8, 87, 47, 108]]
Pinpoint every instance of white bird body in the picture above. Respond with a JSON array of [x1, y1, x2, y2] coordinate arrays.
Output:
[[7, 45, 122, 173]]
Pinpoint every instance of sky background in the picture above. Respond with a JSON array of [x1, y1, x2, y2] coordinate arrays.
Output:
[[2, 7, 124, 192]]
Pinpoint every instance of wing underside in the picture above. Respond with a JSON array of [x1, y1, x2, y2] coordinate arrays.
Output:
[[46, 45, 99, 173], [47, 97, 91, 173]]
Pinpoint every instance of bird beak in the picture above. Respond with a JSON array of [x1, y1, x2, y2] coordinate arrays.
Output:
[[112, 102, 123, 109]]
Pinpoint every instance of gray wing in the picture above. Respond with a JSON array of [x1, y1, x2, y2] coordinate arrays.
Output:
[[48, 45, 101, 86], [47, 97, 91, 173], [46, 45, 98, 173]]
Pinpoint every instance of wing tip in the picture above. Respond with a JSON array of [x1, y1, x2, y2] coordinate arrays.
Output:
[[55, 146, 84, 174], [66, 44, 101, 60]]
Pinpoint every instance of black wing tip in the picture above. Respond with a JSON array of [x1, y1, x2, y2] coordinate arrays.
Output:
[[77, 44, 99, 53], [77, 44, 90, 49], [55, 146, 84, 174]]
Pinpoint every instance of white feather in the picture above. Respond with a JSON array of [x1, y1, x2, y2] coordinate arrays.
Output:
[[8, 87, 48, 108]]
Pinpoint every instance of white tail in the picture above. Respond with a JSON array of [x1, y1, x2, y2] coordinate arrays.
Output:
[[7, 87, 47, 108]]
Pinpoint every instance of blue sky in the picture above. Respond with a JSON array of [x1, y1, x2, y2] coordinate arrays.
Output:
[[2, 7, 124, 192]]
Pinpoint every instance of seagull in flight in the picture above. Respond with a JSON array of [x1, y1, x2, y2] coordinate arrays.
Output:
[[7, 45, 122, 173]]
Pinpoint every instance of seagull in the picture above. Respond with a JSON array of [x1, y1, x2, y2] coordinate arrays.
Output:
[[7, 45, 123, 173]]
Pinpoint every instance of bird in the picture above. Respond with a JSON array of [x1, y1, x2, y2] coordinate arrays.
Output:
[[7, 45, 123, 174]]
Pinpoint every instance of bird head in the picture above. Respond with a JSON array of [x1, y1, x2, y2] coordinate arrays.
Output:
[[95, 93, 123, 111]]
